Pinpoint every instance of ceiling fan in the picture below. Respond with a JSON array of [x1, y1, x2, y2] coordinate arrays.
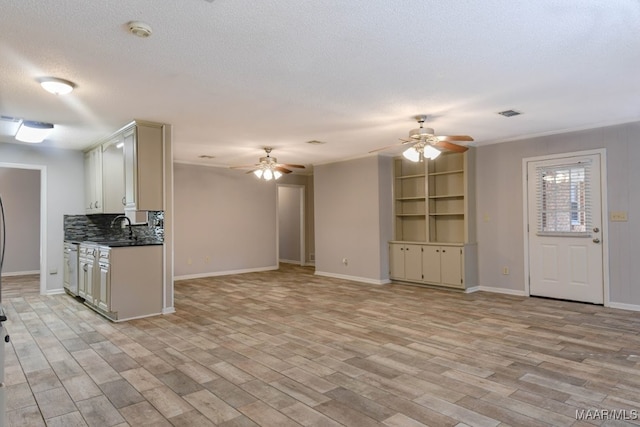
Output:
[[370, 115, 473, 162], [230, 147, 305, 181]]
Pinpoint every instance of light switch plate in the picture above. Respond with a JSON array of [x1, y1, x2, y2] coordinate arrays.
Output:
[[610, 211, 628, 222]]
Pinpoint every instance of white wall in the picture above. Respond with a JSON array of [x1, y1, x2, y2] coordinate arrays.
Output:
[[314, 155, 392, 284], [0, 168, 40, 273], [476, 121, 640, 306], [173, 163, 278, 278], [0, 142, 85, 293]]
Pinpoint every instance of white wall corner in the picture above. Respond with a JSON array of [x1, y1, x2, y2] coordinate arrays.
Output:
[[162, 307, 176, 315]]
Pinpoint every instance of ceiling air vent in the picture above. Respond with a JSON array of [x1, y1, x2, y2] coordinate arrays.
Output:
[[497, 109, 522, 117], [198, 155, 215, 159], [306, 140, 327, 145]]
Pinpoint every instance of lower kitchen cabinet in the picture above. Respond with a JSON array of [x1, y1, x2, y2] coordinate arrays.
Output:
[[78, 243, 163, 321], [390, 242, 477, 290]]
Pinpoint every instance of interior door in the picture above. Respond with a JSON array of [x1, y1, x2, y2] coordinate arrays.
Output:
[[527, 153, 604, 304]]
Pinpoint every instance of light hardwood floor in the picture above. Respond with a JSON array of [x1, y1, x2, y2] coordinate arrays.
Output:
[[3, 265, 640, 426]]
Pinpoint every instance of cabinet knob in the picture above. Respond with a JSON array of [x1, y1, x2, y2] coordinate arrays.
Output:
[[400, 247, 404, 251], [436, 249, 439, 252], [122, 196, 126, 205], [442, 249, 446, 253]]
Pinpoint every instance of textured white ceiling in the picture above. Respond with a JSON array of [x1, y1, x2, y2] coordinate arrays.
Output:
[[1, 0, 639, 168]]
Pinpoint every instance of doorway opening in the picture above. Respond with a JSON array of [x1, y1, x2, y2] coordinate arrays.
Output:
[[0, 163, 47, 296], [277, 185, 305, 266]]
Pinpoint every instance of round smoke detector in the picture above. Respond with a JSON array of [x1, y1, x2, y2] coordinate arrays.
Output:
[[127, 21, 152, 38]]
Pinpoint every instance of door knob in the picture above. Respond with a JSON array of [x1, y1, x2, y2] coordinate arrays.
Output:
[[593, 238, 600, 243], [593, 227, 600, 233]]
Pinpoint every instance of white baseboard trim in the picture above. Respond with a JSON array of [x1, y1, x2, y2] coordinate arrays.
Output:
[[465, 286, 480, 293], [475, 286, 527, 296], [174, 265, 279, 281], [608, 302, 640, 312], [1, 270, 40, 277], [279, 259, 302, 265], [162, 307, 176, 315], [314, 271, 391, 285], [44, 288, 66, 296]]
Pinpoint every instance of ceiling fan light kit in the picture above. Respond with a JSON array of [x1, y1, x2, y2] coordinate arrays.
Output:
[[231, 147, 305, 181], [370, 114, 472, 162]]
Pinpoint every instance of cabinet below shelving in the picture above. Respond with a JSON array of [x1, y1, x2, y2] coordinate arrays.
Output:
[[389, 242, 477, 290]]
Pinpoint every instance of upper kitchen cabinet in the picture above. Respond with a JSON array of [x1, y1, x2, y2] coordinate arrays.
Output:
[[102, 135, 125, 214], [122, 122, 164, 212], [84, 147, 103, 214], [83, 120, 165, 217]]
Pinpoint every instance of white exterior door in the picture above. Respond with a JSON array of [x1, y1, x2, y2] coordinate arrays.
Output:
[[526, 152, 604, 304]]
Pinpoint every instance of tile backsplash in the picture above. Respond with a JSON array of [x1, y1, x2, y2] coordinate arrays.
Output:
[[64, 211, 164, 243]]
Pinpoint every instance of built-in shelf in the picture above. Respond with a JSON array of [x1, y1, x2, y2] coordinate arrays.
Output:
[[396, 196, 427, 201], [397, 174, 426, 179], [391, 150, 477, 290], [428, 194, 464, 199], [428, 169, 463, 176]]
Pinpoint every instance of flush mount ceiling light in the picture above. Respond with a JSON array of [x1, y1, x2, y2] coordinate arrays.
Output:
[[15, 121, 54, 143], [38, 77, 75, 95], [127, 21, 153, 38]]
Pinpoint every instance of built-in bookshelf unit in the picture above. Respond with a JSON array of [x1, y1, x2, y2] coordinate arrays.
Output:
[[394, 159, 427, 242], [390, 149, 477, 289]]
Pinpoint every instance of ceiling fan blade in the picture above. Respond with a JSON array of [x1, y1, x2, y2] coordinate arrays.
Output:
[[436, 135, 474, 142], [274, 167, 292, 174], [279, 163, 305, 169], [434, 141, 469, 153], [230, 164, 259, 169], [245, 169, 259, 174], [369, 141, 409, 153]]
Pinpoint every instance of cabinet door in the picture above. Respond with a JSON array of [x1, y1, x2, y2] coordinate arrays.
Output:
[[63, 251, 70, 289], [389, 244, 405, 279], [84, 148, 103, 213], [123, 128, 137, 209], [78, 260, 88, 299], [440, 247, 462, 287], [102, 138, 125, 213], [421, 246, 441, 284], [404, 244, 422, 281], [97, 263, 110, 312], [85, 261, 95, 305]]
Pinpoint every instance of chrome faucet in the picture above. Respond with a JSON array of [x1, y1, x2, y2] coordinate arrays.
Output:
[[111, 215, 133, 239]]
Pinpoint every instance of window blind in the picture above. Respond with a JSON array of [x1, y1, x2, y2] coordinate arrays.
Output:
[[536, 160, 592, 236]]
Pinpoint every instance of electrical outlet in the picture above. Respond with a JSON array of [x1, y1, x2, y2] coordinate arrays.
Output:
[[610, 211, 628, 222], [502, 267, 509, 275], [205, 255, 210, 264], [187, 258, 192, 265], [342, 258, 348, 266]]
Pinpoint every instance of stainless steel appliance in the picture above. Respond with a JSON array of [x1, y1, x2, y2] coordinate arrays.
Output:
[[63, 242, 79, 296], [0, 194, 9, 427]]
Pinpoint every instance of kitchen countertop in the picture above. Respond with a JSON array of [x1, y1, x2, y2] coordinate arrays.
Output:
[[66, 239, 163, 247]]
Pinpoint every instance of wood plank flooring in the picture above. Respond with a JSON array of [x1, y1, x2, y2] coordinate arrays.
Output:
[[3, 265, 640, 426]]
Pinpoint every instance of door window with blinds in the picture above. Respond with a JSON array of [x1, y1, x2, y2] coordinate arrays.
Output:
[[535, 160, 592, 236]]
